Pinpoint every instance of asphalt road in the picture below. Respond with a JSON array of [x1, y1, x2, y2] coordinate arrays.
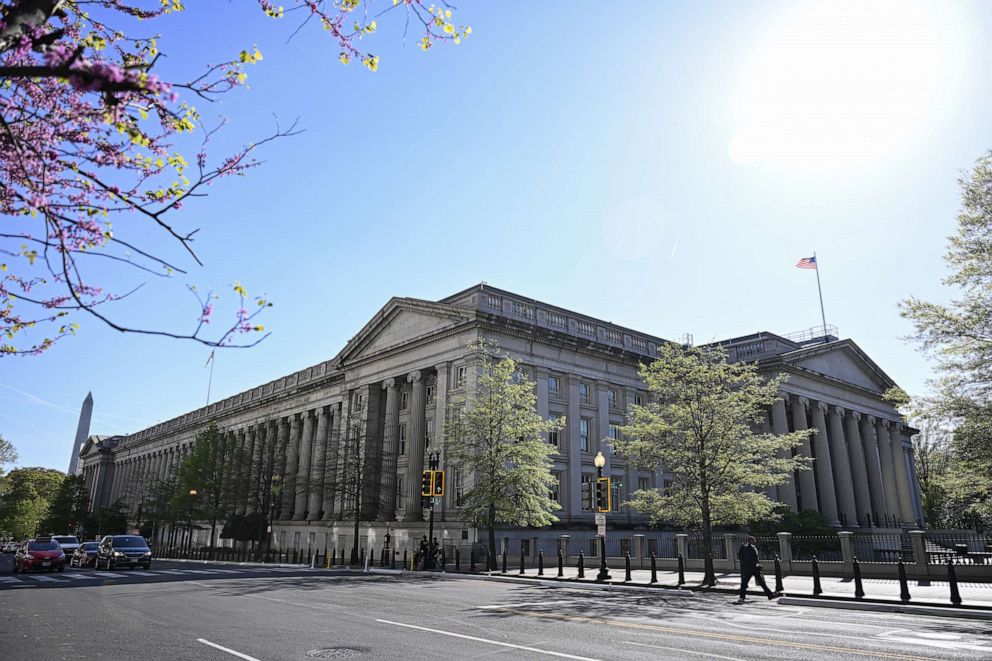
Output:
[[2, 554, 991, 661]]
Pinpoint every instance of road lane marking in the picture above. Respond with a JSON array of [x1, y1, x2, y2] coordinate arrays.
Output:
[[627, 641, 746, 661], [375, 619, 602, 660], [483, 607, 942, 661], [0, 576, 22, 583], [96, 571, 127, 578], [25, 574, 60, 582], [196, 638, 262, 661], [61, 574, 97, 579], [128, 571, 156, 576]]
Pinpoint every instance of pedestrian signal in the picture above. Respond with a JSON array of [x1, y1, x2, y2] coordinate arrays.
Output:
[[581, 480, 593, 511], [596, 477, 611, 513], [432, 470, 445, 497], [421, 470, 433, 497]]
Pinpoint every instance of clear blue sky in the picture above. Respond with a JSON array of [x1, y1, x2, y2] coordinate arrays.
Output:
[[4, 1, 992, 471]]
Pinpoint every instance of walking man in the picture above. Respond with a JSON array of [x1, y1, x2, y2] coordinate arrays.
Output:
[[737, 536, 777, 603]]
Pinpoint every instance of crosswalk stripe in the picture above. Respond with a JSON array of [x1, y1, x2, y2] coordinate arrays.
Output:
[[0, 576, 22, 583], [152, 569, 187, 574], [62, 573, 97, 580], [25, 574, 61, 582], [97, 571, 127, 578], [128, 571, 156, 576]]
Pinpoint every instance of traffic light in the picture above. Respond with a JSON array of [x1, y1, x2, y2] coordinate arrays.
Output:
[[421, 470, 433, 497], [581, 480, 593, 511], [596, 477, 611, 513], [433, 470, 445, 497]]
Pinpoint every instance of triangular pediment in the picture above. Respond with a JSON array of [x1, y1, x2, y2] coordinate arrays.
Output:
[[782, 341, 895, 394], [334, 297, 476, 364]]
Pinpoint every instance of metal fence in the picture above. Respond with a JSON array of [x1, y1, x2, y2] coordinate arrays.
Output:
[[790, 535, 843, 562], [686, 535, 726, 560], [925, 532, 991, 565], [851, 533, 911, 563]]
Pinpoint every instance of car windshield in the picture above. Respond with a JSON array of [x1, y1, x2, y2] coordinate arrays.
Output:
[[28, 541, 59, 551], [112, 536, 148, 548], [53, 536, 78, 545], [81, 543, 99, 550]]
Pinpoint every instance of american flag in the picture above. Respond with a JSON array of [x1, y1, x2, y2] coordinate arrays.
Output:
[[796, 256, 817, 270]]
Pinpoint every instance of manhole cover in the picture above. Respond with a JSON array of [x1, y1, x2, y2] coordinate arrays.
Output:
[[306, 648, 368, 659]]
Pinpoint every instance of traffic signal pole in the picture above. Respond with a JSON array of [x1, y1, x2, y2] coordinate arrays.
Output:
[[596, 461, 611, 582]]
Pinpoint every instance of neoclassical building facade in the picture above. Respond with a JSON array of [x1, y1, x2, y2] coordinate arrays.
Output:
[[78, 284, 922, 554]]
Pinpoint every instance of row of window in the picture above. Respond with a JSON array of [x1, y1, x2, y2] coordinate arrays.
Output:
[[548, 377, 642, 409]]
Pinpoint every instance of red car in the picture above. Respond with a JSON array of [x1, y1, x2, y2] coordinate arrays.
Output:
[[14, 537, 66, 573]]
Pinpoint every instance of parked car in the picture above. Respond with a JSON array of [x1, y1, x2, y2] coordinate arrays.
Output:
[[53, 535, 81, 558], [13, 537, 66, 573], [71, 542, 100, 568], [95, 535, 152, 570], [1, 541, 18, 553]]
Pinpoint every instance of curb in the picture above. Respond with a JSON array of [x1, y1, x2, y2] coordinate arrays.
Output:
[[778, 596, 992, 621], [158, 558, 309, 570]]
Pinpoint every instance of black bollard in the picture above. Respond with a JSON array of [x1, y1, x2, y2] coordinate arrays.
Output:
[[852, 556, 865, 600], [650, 553, 657, 584], [330, 548, 335, 567], [812, 556, 823, 596], [470, 549, 476, 572], [625, 552, 632, 582], [519, 549, 525, 575], [402, 548, 407, 570], [455, 548, 461, 571], [677, 553, 685, 585], [773, 555, 784, 594], [538, 550, 544, 576], [340, 547, 345, 566], [947, 559, 962, 606], [897, 558, 911, 603], [558, 549, 564, 578], [578, 551, 585, 579], [440, 549, 446, 572], [501, 549, 508, 574]]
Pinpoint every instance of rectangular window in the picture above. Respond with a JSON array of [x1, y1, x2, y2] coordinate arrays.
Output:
[[608, 388, 618, 409], [548, 376, 561, 398], [354, 392, 364, 410], [634, 394, 643, 407], [638, 477, 650, 493], [578, 383, 590, 403], [426, 384, 436, 404], [400, 391, 409, 410], [454, 469, 464, 507], [456, 366, 467, 387], [608, 423, 621, 453], [425, 419, 434, 448], [396, 476, 405, 510], [611, 478, 622, 512], [663, 478, 673, 496], [577, 321, 595, 336], [579, 418, 590, 452], [548, 312, 567, 329], [581, 474, 594, 511], [548, 414, 562, 447], [550, 472, 561, 505], [399, 424, 407, 455]]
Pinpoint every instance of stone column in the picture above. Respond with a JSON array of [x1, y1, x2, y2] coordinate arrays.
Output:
[[790, 396, 819, 512], [828, 406, 858, 527], [280, 414, 301, 520], [240, 427, 257, 516], [875, 419, 901, 523], [403, 371, 426, 521], [567, 378, 582, 516], [810, 402, 840, 526], [860, 415, 887, 524], [293, 410, 315, 521], [308, 407, 330, 520], [273, 418, 289, 518], [332, 396, 352, 519], [380, 379, 400, 519], [758, 410, 777, 502], [434, 363, 450, 516], [843, 412, 872, 526], [322, 403, 342, 521], [890, 423, 917, 524], [770, 398, 798, 511]]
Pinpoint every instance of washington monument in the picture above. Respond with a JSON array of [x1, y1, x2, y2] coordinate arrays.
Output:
[[67, 392, 92, 476]]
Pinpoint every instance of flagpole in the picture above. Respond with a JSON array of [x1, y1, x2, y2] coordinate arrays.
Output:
[[205, 350, 215, 406], [813, 251, 828, 342]]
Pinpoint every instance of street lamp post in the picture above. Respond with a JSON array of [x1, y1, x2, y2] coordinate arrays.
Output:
[[426, 452, 440, 570], [185, 489, 197, 557], [594, 451, 611, 582]]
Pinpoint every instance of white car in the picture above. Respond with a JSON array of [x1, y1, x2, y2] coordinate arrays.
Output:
[[52, 535, 81, 558]]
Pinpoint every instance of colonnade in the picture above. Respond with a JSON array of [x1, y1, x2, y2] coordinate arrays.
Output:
[[770, 394, 917, 527]]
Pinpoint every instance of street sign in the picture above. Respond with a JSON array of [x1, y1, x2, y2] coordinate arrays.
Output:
[[597, 524, 606, 537], [594, 513, 606, 526]]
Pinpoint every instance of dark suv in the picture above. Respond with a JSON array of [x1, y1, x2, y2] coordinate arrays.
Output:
[[95, 535, 152, 570]]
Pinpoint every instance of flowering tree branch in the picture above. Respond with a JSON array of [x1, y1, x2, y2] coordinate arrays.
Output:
[[0, 0, 470, 355]]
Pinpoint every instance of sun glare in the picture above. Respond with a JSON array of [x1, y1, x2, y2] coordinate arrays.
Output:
[[728, 1, 950, 170]]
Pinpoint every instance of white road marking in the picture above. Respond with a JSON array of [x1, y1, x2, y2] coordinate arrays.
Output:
[[878, 630, 992, 653], [128, 571, 156, 576], [25, 574, 60, 582], [196, 638, 262, 661], [61, 573, 97, 580], [376, 618, 602, 660], [0, 576, 22, 583], [96, 571, 127, 578], [627, 641, 746, 661], [151, 569, 187, 574]]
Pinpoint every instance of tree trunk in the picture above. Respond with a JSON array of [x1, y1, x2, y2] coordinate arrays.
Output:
[[350, 494, 361, 565], [210, 517, 217, 559], [701, 496, 716, 587], [487, 503, 497, 571]]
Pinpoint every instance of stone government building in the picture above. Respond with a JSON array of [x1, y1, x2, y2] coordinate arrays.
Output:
[[78, 284, 923, 556]]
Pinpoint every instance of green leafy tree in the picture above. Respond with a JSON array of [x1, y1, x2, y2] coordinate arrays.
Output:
[[900, 149, 992, 528], [39, 474, 89, 536], [0, 467, 65, 538], [87, 502, 129, 538], [445, 341, 564, 570], [0, 434, 16, 476], [143, 471, 181, 546], [333, 408, 375, 565], [617, 344, 813, 586]]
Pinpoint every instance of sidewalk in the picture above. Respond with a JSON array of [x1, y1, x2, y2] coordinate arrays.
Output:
[[463, 564, 992, 609]]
